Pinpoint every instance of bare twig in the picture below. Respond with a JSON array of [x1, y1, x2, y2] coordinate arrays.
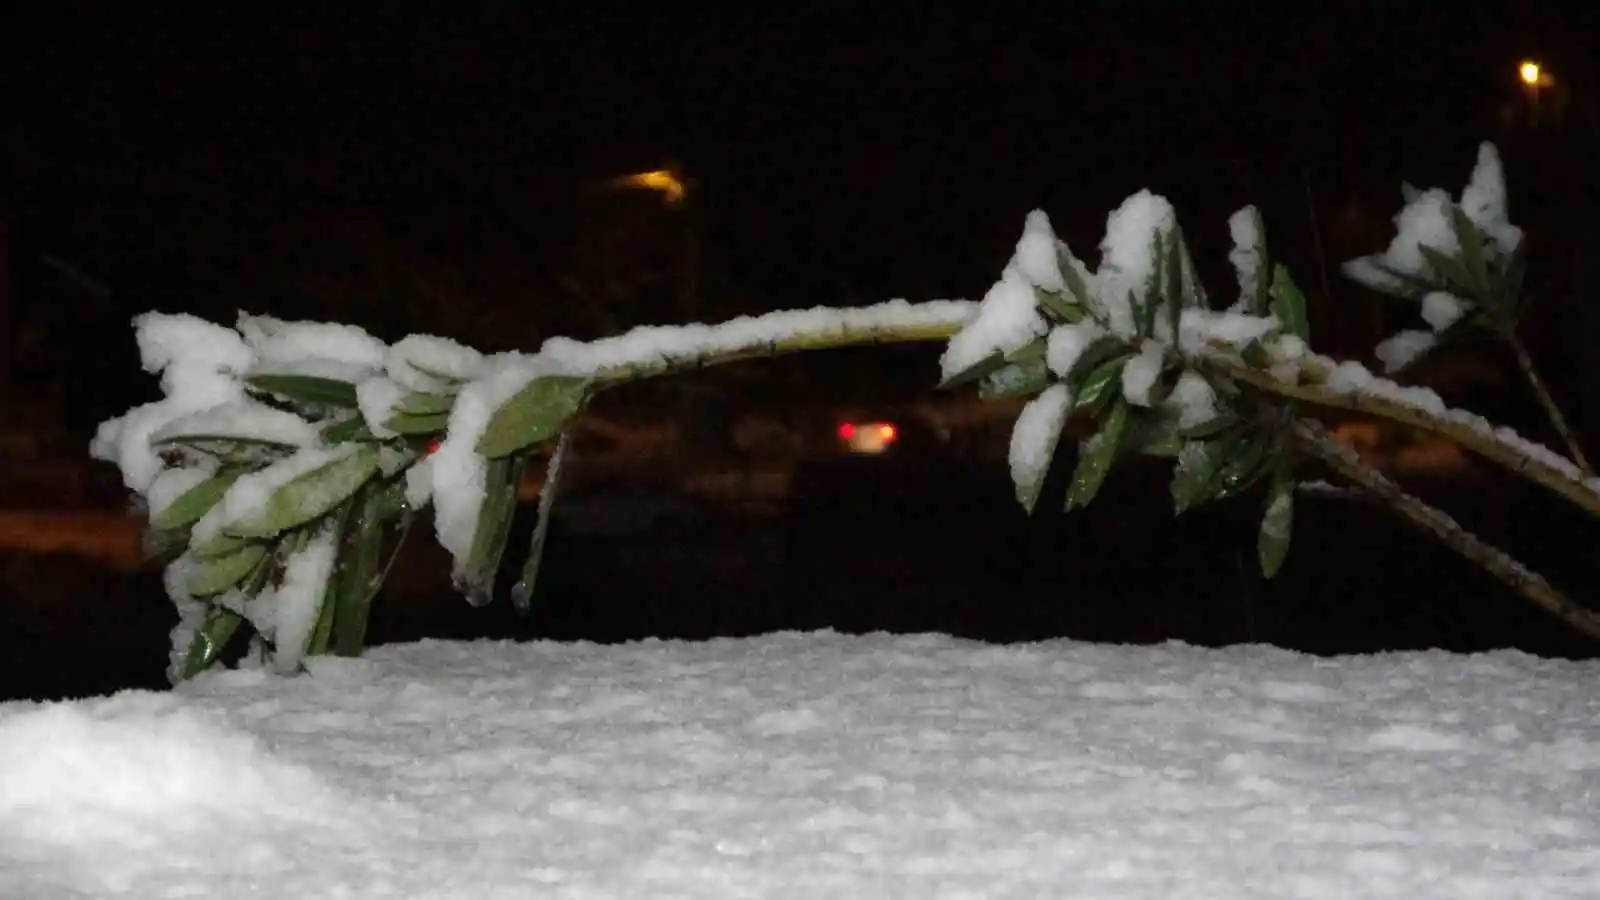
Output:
[[1291, 419, 1600, 642], [1504, 327, 1593, 476]]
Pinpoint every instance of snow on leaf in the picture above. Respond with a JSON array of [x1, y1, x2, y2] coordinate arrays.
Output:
[[939, 264, 1047, 384], [1374, 330, 1438, 374], [1008, 383, 1074, 514]]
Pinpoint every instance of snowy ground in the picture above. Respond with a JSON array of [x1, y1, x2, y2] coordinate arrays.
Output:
[[1, 632, 1597, 899]]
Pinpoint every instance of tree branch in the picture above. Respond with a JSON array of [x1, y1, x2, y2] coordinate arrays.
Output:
[[1291, 419, 1600, 642], [1200, 350, 1600, 521], [1504, 327, 1593, 476]]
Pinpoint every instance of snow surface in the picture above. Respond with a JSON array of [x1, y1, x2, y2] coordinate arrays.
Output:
[[2, 633, 1596, 899]]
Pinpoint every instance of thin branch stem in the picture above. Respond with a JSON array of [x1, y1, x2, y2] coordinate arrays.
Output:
[[581, 303, 975, 384], [1291, 420, 1600, 642], [1504, 327, 1593, 476], [546, 299, 1600, 525]]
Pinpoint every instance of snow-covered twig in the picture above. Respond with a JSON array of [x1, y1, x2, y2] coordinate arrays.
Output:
[[1504, 328, 1593, 476], [1291, 420, 1600, 642], [1198, 350, 1600, 521], [537, 299, 978, 384]]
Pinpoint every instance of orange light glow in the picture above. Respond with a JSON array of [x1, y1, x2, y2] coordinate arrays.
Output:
[[838, 421, 898, 454], [1518, 60, 1553, 87], [612, 169, 687, 204]]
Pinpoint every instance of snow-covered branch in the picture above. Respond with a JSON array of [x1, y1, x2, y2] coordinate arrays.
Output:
[[88, 139, 1600, 680]]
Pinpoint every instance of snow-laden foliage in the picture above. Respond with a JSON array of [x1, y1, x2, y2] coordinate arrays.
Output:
[[90, 141, 1600, 680]]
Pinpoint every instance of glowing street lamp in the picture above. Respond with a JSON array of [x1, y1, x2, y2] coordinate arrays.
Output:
[[1516, 59, 1557, 127], [609, 169, 688, 205]]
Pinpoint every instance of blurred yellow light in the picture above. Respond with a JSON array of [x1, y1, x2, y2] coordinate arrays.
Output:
[[1519, 61, 1542, 86], [613, 170, 687, 204]]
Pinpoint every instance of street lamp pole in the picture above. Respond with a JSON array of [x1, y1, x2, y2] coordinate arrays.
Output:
[[1519, 60, 1552, 128], [607, 166, 698, 321]]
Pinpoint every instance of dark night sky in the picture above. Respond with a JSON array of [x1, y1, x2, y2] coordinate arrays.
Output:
[[4, 2, 1596, 417]]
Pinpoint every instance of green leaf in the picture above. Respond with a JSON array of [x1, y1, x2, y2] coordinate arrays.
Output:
[[177, 607, 244, 682], [938, 348, 1010, 390], [383, 410, 451, 436], [1065, 398, 1129, 512], [141, 526, 189, 565], [333, 479, 414, 657], [1164, 225, 1186, 340], [1257, 460, 1295, 578], [224, 446, 383, 539], [1243, 207, 1271, 316], [319, 415, 374, 445], [1056, 243, 1095, 309], [1006, 335, 1048, 362], [1010, 385, 1073, 513], [395, 391, 455, 416], [150, 470, 243, 531], [305, 499, 358, 658], [455, 453, 530, 606], [190, 530, 253, 560], [1071, 352, 1131, 415], [1268, 264, 1310, 343], [1212, 431, 1273, 501], [1170, 432, 1240, 514], [1417, 245, 1483, 302], [1064, 336, 1130, 384], [512, 427, 575, 616], [1490, 241, 1528, 325], [1239, 339, 1272, 369], [1177, 408, 1240, 441], [1123, 407, 1184, 459], [184, 542, 269, 596], [406, 361, 470, 386], [476, 376, 590, 458], [245, 373, 359, 409], [151, 432, 301, 452], [1448, 206, 1491, 299], [1353, 260, 1433, 300], [979, 357, 1051, 400], [1034, 288, 1084, 325]]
